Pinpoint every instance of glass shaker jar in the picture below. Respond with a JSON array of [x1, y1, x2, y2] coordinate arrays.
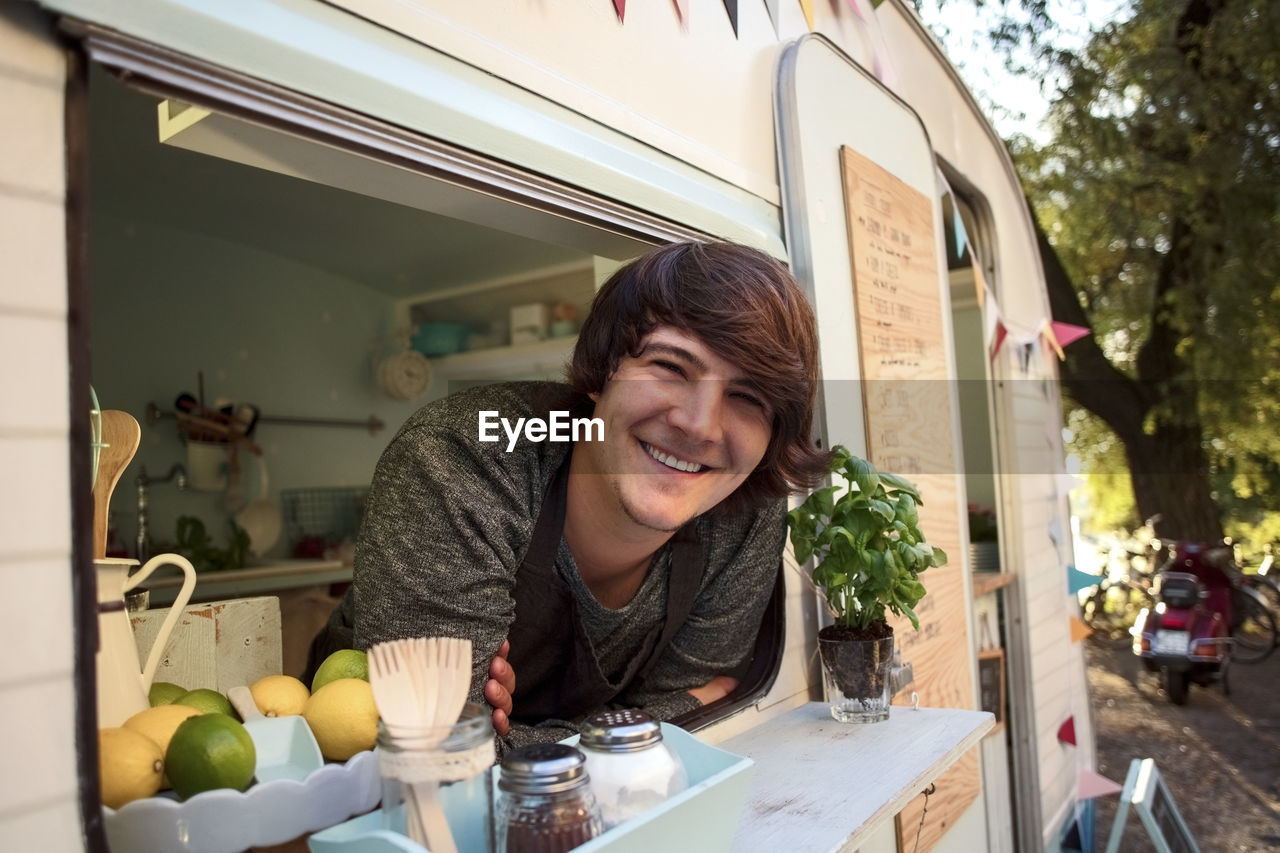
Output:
[[577, 710, 689, 829], [496, 743, 603, 853], [378, 703, 496, 853]]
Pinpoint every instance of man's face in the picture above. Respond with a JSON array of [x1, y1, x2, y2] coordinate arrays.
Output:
[[581, 325, 773, 534]]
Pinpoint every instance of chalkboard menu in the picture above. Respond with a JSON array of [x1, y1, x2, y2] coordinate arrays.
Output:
[[839, 145, 975, 853]]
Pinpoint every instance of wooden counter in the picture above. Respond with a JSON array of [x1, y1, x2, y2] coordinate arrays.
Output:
[[722, 703, 994, 852]]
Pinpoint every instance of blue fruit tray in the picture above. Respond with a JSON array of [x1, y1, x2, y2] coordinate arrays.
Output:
[[308, 723, 754, 853]]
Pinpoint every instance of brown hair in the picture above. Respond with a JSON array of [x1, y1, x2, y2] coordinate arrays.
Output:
[[568, 240, 832, 512]]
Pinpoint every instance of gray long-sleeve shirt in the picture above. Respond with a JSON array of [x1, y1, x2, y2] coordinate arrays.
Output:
[[323, 382, 784, 749]]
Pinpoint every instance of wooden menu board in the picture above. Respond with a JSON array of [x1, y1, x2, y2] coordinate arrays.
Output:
[[838, 146, 977, 853]]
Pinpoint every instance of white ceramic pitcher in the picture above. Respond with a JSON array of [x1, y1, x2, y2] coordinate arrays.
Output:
[[95, 553, 197, 727]]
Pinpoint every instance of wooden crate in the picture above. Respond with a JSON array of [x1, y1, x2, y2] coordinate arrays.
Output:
[[130, 596, 282, 693]]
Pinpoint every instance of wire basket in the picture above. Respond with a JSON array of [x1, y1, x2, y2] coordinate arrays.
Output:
[[280, 486, 369, 554]]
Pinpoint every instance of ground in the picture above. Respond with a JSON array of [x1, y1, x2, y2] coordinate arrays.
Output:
[[1086, 636, 1280, 851]]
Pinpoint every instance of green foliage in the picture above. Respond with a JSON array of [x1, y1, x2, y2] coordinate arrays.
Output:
[[175, 515, 250, 573], [787, 446, 947, 631]]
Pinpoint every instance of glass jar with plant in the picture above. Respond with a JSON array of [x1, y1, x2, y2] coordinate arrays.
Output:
[[787, 446, 947, 722]]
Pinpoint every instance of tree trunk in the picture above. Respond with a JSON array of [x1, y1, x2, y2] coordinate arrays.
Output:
[[1031, 205, 1224, 542]]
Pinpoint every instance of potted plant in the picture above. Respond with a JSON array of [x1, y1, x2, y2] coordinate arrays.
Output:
[[787, 446, 947, 722]]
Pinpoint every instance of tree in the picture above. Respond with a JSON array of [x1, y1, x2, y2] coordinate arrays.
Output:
[[1008, 0, 1280, 541]]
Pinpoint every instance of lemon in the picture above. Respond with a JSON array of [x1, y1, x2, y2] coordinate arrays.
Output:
[[311, 648, 369, 693], [165, 714, 257, 800], [174, 688, 236, 719], [123, 705, 202, 756], [99, 727, 164, 809], [249, 674, 309, 717], [303, 678, 378, 761], [148, 681, 187, 707]]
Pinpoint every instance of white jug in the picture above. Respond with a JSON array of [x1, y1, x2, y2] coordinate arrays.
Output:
[[95, 553, 197, 727]]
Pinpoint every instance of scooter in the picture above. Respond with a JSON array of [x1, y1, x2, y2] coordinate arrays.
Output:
[[1131, 541, 1233, 704]]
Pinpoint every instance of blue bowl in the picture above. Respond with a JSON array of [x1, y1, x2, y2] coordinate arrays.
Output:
[[411, 323, 470, 357]]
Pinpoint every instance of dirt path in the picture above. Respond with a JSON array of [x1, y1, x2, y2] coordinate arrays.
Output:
[[1086, 636, 1280, 851]]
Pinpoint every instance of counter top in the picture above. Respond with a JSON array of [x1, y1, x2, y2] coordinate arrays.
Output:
[[722, 703, 994, 853]]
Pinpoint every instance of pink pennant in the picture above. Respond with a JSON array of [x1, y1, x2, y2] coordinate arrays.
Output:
[[1077, 767, 1124, 799], [1050, 321, 1090, 348], [613, 0, 625, 23], [1057, 716, 1076, 746]]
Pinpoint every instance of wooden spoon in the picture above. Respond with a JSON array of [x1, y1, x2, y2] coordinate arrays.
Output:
[[93, 410, 141, 559]]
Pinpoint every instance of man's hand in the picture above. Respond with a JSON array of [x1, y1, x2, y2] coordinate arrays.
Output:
[[484, 640, 516, 736], [688, 675, 738, 706]]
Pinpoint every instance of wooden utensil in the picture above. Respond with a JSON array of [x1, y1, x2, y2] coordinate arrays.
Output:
[[93, 410, 141, 559], [369, 636, 473, 853]]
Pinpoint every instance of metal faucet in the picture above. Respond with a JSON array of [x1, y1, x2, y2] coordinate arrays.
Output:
[[137, 463, 187, 562]]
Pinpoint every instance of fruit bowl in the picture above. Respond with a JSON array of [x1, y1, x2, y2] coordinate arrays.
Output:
[[102, 749, 380, 853]]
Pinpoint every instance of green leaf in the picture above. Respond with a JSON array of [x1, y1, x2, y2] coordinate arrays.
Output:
[[868, 498, 894, 523], [845, 455, 881, 496], [931, 546, 949, 567], [894, 492, 919, 526]]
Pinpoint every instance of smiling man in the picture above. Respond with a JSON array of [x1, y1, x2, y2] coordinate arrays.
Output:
[[308, 240, 829, 749]]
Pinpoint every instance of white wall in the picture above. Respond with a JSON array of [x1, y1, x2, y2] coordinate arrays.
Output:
[[0, 3, 82, 848]]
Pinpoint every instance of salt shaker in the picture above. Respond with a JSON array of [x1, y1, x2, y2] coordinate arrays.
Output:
[[496, 743, 603, 853], [577, 710, 689, 829]]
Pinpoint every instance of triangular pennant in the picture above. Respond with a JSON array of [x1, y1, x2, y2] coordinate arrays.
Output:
[[990, 321, 1008, 363], [798, 0, 815, 31], [721, 0, 739, 36], [972, 254, 987, 309], [763, 0, 783, 37], [1017, 339, 1035, 374], [612, 0, 626, 23], [672, 0, 689, 30], [1057, 716, 1077, 746], [1077, 767, 1124, 799], [1040, 319, 1066, 360], [1069, 614, 1093, 643], [1050, 321, 1091, 349], [1069, 565, 1099, 595], [846, 0, 870, 21]]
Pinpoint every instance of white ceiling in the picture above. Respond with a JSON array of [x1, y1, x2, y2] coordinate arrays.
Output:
[[88, 68, 588, 300]]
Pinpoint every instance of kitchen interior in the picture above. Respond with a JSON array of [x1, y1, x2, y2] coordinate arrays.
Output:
[[88, 66, 650, 677]]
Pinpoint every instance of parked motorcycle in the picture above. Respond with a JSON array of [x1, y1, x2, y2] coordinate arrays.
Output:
[[1132, 542, 1235, 704]]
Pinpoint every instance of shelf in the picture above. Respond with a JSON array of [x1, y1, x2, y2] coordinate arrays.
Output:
[[428, 335, 577, 381], [972, 572, 1015, 598], [721, 703, 994, 852], [141, 558, 351, 606]]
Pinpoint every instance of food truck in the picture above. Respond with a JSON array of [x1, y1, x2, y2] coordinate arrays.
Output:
[[0, 0, 1097, 850]]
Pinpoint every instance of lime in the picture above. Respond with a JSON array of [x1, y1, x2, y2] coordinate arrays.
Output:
[[164, 714, 257, 799], [249, 674, 309, 717], [99, 727, 164, 809], [174, 688, 236, 719], [311, 649, 369, 693], [148, 681, 187, 707], [303, 678, 378, 761]]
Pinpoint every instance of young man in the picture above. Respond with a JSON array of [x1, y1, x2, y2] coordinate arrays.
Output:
[[311, 240, 828, 748]]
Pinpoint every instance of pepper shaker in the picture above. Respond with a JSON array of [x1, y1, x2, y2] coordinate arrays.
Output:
[[496, 743, 603, 853]]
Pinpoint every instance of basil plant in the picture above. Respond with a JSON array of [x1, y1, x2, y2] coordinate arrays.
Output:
[[787, 446, 947, 631]]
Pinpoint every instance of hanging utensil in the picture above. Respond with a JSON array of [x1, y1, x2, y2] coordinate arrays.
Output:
[[93, 410, 141, 560], [235, 453, 283, 558]]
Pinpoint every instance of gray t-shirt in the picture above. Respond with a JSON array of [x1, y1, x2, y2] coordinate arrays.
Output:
[[325, 381, 785, 748]]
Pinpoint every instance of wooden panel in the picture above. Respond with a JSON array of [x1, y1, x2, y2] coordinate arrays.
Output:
[[131, 596, 282, 692], [837, 146, 978, 853]]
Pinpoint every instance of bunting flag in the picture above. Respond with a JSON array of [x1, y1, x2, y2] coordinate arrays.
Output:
[[1077, 768, 1124, 799], [671, 0, 689, 30], [799, 0, 815, 31], [845, 0, 897, 84], [763, 0, 783, 36], [1040, 319, 1066, 360], [1068, 565, 1099, 595], [1068, 614, 1093, 643], [990, 321, 1008, 363], [1051, 321, 1091, 349], [612, 0, 625, 23], [1057, 716, 1077, 747], [722, 0, 739, 36]]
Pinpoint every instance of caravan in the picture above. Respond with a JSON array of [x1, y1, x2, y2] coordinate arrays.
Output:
[[0, 1, 1093, 850]]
